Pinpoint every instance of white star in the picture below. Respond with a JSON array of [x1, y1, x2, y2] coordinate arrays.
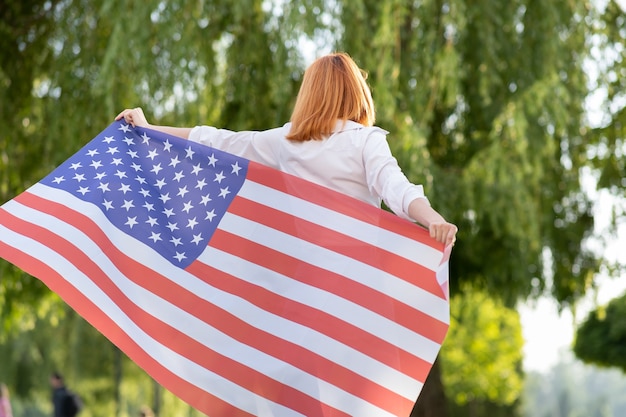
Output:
[[114, 170, 128, 179], [186, 217, 199, 229], [214, 171, 226, 183], [102, 200, 114, 210], [174, 252, 187, 262], [154, 178, 167, 189], [147, 149, 159, 160], [191, 163, 203, 175], [173, 171, 185, 182], [191, 234, 203, 245], [219, 187, 231, 198], [163, 139, 173, 152], [139, 188, 151, 197], [127, 149, 139, 159], [121, 200, 135, 211], [90, 160, 103, 169], [169, 156, 181, 168], [231, 162, 242, 175], [106, 147, 119, 155], [73, 173, 86, 182], [118, 183, 132, 194], [185, 146, 195, 159], [111, 158, 124, 166], [87, 149, 99, 156], [52, 176, 65, 184], [148, 232, 162, 242], [135, 175, 147, 185], [94, 172, 107, 180], [208, 153, 218, 166], [103, 135, 116, 143], [195, 178, 208, 190], [177, 186, 189, 198], [142, 201, 155, 211], [77, 186, 90, 195], [205, 209, 216, 221], [131, 163, 143, 172], [200, 194, 212, 205], [141, 132, 150, 143], [70, 162, 82, 170], [125, 217, 138, 228], [150, 163, 163, 175], [123, 136, 135, 146], [162, 208, 175, 217], [166, 222, 179, 232], [170, 237, 183, 246], [97, 182, 110, 192], [182, 201, 193, 213], [119, 124, 131, 133], [159, 193, 171, 204], [146, 216, 158, 226]]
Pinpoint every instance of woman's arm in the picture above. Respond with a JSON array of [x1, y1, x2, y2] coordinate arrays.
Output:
[[115, 107, 193, 139], [408, 198, 457, 246]]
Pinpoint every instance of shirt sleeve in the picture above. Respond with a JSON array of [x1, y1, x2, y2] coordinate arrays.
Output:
[[188, 125, 253, 154], [188, 125, 277, 166], [361, 128, 429, 221]]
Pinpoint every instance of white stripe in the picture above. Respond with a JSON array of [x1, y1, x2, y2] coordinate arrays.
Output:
[[239, 179, 444, 270], [0, 219, 304, 417], [4, 188, 414, 415], [219, 211, 450, 324]]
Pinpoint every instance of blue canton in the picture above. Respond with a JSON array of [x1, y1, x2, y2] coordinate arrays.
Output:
[[41, 122, 249, 268]]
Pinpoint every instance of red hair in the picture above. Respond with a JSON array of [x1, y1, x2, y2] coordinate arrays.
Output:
[[286, 52, 376, 141]]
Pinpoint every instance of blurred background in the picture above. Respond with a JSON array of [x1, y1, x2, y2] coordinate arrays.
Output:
[[1, 0, 626, 416]]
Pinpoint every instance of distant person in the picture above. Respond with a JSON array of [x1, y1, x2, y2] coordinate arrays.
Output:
[[0, 383, 13, 417], [50, 372, 82, 417]]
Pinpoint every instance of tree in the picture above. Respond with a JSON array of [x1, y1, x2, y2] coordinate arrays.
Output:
[[439, 286, 524, 416], [574, 292, 626, 371]]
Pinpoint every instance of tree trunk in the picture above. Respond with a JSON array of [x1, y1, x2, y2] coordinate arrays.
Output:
[[114, 346, 122, 417], [410, 357, 447, 417], [152, 378, 161, 417]]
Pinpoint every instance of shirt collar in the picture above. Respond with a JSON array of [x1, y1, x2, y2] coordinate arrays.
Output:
[[332, 119, 365, 133]]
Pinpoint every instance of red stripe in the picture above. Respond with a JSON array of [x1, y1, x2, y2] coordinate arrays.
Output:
[[4, 193, 358, 417], [208, 228, 441, 381], [0, 211, 255, 417], [229, 195, 444, 298], [246, 161, 443, 250]]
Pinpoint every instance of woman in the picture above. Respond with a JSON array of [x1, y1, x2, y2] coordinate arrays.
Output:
[[117, 52, 457, 246]]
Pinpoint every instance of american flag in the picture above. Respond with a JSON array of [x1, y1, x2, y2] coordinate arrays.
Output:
[[0, 120, 450, 417]]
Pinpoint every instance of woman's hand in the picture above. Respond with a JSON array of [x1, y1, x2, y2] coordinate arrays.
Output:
[[115, 107, 150, 128], [428, 222, 458, 247]]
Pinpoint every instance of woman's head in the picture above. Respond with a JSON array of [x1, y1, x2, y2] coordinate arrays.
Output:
[[287, 52, 376, 141]]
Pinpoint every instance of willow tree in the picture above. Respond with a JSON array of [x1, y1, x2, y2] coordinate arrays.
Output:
[[0, 0, 610, 416]]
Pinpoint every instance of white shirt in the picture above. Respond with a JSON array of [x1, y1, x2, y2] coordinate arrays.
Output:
[[188, 120, 428, 221]]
